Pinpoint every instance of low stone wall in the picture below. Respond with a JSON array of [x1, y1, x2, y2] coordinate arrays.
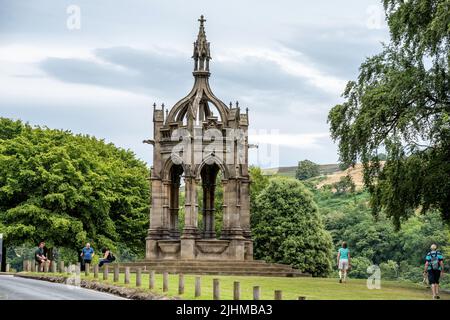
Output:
[[14, 273, 178, 300]]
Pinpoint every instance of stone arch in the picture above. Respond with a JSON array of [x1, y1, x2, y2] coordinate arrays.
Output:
[[162, 154, 189, 181], [166, 78, 229, 125], [194, 153, 229, 181]]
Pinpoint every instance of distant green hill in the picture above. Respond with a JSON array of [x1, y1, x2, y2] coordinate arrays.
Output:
[[262, 164, 340, 178]]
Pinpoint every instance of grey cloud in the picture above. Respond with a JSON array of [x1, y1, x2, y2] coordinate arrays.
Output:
[[281, 26, 388, 79], [39, 47, 192, 96], [40, 46, 332, 109]]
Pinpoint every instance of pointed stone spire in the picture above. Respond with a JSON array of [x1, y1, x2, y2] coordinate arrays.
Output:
[[192, 15, 211, 74]]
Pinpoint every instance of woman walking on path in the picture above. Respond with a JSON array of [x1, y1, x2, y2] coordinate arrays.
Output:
[[337, 241, 351, 283]]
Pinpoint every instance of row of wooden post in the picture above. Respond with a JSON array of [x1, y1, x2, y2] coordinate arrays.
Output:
[[22, 260, 305, 300]]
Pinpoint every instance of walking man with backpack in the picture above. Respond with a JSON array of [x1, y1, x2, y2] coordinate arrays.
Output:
[[424, 244, 445, 299]]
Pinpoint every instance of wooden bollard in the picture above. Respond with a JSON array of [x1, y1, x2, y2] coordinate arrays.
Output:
[[163, 272, 169, 292], [85, 263, 91, 276], [136, 268, 142, 287], [253, 286, 260, 300], [94, 264, 99, 278], [103, 265, 109, 280], [274, 290, 282, 300], [124, 267, 130, 284], [76, 264, 81, 276], [178, 274, 184, 295], [213, 279, 220, 300], [5, 264, 10, 272], [23, 260, 27, 272], [51, 261, 57, 273], [44, 261, 49, 273], [233, 281, 240, 300], [195, 277, 201, 297], [59, 261, 64, 273], [114, 265, 119, 282], [149, 270, 155, 290]]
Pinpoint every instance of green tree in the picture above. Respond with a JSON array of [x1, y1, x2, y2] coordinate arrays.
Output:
[[252, 177, 333, 276], [332, 175, 356, 195], [347, 257, 373, 279], [249, 166, 269, 213], [295, 160, 320, 181], [328, 0, 450, 228], [0, 118, 150, 256], [380, 260, 399, 280]]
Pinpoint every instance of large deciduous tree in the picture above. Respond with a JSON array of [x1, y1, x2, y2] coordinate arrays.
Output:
[[0, 118, 150, 255], [295, 160, 320, 181], [328, 0, 450, 228], [252, 177, 333, 276]]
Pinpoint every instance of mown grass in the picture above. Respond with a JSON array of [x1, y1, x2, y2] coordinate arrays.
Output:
[[27, 271, 449, 300]]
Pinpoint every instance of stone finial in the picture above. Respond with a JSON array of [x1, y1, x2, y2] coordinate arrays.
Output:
[[192, 15, 211, 73]]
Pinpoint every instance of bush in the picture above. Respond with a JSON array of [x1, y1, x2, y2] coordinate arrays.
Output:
[[295, 160, 320, 180], [252, 177, 333, 276], [348, 257, 373, 279], [380, 260, 399, 280]]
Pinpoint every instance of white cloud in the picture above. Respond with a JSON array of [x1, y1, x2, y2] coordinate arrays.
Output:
[[216, 46, 347, 95], [249, 131, 329, 149]]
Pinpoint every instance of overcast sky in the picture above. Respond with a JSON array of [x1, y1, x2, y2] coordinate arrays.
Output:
[[0, 0, 389, 168]]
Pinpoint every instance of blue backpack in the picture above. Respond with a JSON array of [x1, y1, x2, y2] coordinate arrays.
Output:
[[429, 251, 441, 270]]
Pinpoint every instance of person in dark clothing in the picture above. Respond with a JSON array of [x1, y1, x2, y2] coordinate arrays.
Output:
[[98, 248, 115, 267], [35, 241, 51, 272], [424, 243, 445, 299]]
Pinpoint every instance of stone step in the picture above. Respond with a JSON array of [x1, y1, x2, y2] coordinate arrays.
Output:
[[111, 260, 310, 277], [107, 268, 306, 277], [120, 262, 296, 269], [116, 267, 300, 274], [129, 260, 295, 269], [118, 265, 299, 273], [109, 260, 310, 277]]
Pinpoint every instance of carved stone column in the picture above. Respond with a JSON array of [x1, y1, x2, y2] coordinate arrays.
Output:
[[181, 176, 198, 259], [169, 180, 181, 238]]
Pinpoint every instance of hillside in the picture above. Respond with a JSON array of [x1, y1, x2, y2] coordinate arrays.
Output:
[[316, 163, 365, 190], [262, 163, 340, 178], [262, 163, 364, 190]]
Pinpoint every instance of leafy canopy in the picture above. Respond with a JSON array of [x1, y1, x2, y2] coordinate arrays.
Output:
[[0, 118, 150, 255], [328, 0, 450, 228], [295, 159, 320, 181], [252, 177, 333, 276]]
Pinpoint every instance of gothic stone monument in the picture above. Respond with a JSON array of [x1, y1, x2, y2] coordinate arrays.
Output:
[[145, 16, 253, 261]]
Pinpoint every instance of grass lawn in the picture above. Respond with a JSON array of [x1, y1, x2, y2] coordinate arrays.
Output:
[[33, 271, 449, 300]]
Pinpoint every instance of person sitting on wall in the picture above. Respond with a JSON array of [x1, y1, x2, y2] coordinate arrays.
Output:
[[98, 248, 115, 268], [35, 241, 51, 272]]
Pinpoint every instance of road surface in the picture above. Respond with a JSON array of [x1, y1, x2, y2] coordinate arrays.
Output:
[[0, 275, 126, 300]]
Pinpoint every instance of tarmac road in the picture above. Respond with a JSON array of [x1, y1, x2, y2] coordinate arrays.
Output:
[[0, 275, 126, 300]]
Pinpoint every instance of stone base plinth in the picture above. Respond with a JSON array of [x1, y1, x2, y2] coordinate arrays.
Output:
[[145, 238, 253, 261]]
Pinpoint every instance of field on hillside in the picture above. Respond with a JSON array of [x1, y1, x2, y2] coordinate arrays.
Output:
[[262, 164, 340, 178], [39, 272, 449, 300], [263, 163, 366, 190]]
